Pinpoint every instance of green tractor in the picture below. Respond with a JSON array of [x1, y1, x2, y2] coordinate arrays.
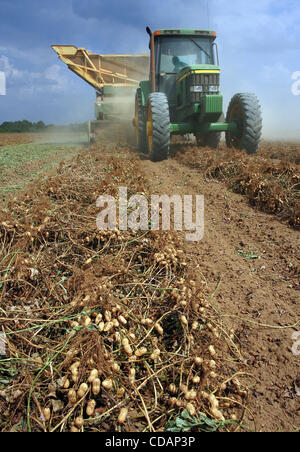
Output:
[[134, 28, 262, 162]]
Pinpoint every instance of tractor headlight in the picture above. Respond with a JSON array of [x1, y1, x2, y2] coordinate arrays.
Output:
[[190, 85, 219, 93], [190, 86, 203, 93]]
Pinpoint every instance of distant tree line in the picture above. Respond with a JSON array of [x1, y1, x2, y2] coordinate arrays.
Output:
[[0, 120, 87, 133], [0, 120, 46, 133]]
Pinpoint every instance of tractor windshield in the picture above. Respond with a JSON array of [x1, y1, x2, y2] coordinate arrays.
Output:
[[157, 36, 215, 73]]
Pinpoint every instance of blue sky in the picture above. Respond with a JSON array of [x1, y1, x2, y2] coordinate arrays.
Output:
[[0, 0, 299, 139]]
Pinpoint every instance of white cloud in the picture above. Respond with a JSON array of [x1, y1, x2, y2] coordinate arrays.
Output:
[[44, 64, 74, 91], [0, 0, 299, 136], [0, 55, 22, 79], [0, 54, 75, 94], [261, 62, 291, 83]]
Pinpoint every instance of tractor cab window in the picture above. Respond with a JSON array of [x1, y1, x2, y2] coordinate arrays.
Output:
[[157, 36, 215, 74]]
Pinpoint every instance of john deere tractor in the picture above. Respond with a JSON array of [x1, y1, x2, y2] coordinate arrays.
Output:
[[134, 28, 262, 161]]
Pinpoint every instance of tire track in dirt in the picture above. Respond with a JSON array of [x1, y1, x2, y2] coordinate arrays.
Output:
[[139, 154, 300, 432]]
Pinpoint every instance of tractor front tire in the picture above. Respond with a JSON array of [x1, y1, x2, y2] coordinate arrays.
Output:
[[226, 93, 262, 155], [146, 92, 170, 162]]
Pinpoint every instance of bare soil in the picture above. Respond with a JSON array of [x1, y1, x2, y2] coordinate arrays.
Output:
[[0, 133, 36, 147]]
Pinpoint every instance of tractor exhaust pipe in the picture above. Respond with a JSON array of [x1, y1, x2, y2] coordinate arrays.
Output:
[[146, 27, 156, 92]]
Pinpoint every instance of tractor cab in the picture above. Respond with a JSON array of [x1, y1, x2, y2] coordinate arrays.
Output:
[[154, 31, 216, 74], [150, 30, 219, 122]]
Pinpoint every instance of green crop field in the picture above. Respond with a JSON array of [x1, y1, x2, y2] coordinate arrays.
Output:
[[0, 133, 87, 199]]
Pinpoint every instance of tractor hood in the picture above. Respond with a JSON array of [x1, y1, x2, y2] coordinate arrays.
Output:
[[174, 64, 222, 123], [176, 65, 220, 82]]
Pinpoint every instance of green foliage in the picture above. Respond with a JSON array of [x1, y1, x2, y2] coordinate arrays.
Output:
[[166, 409, 237, 432], [0, 120, 46, 133], [236, 247, 260, 261], [0, 142, 83, 197], [0, 121, 88, 134]]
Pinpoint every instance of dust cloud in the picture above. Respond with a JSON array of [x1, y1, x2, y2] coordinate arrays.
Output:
[[32, 124, 89, 147], [92, 92, 137, 146]]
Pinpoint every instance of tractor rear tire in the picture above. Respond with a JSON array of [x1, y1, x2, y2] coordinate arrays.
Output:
[[226, 93, 262, 155], [135, 88, 147, 153], [146, 92, 170, 162], [195, 113, 224, 149]]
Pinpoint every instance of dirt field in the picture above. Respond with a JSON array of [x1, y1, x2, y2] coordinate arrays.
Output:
[[0, 133, 87, 148], [0, 133, 36, 147], [0, 134, 299, 432]]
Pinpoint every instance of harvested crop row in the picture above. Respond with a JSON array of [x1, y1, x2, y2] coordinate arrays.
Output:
[[0, 145, 248, 432], [259, 141, 300, 165], [172, 142, 300, 229]]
